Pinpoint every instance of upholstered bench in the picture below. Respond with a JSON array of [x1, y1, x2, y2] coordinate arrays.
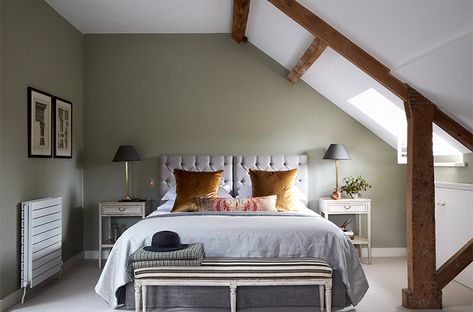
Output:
[[133, 257, 333, 312]]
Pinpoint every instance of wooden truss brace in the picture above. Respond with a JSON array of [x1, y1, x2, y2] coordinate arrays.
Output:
[[287, 37, 327, 83]]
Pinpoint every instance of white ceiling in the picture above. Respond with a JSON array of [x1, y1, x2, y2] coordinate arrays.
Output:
[[46, 0, 473, 151]]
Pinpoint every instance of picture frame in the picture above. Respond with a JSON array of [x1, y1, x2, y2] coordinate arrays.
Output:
[[28, 87, 53, 158], [53, 97, 73, 158]]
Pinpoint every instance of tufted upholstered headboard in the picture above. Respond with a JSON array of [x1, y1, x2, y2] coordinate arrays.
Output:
[[158, 155, 233, 199], [158, 155, 308, 204], [233, 155, 308, 205]]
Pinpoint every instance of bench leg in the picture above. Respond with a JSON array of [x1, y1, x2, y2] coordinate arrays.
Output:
[[134, 284, 141, 312], [319, 285, 325, 311], [142, 285, 147, 312], [325, 282, 332, 312], [230, 281, 237, 312]]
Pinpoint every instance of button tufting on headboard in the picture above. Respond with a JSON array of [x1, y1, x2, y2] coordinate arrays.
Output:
[[233, 155, 308, 205], [158, 155, 308, 205], [158, 155, 233, 200]]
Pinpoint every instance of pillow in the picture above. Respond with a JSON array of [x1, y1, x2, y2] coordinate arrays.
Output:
[[172, 169, 223, 212], [156, 200, 174, 212], [195, 195, 277, 212], [249, 169, 298, 212], [195, 197, 237, 211], [238, 195, 277, 212], [237, 183, 306, 202], [162, 184, 232, 201]]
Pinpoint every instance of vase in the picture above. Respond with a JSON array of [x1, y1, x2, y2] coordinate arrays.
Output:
[[350, 193, 359, 199], [331, 188, 342, 200]]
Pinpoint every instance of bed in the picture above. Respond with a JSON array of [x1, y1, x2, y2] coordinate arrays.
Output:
[[95, 155, 368, 310]]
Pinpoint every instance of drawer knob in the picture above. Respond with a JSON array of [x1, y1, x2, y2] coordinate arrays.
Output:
[[344, 205, 351, 209], [119, 207, 126, 212]]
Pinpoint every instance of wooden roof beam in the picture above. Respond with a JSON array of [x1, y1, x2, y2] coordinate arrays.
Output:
[[433, 107, 473, 152], [232, 0, 251, 43], [287, 37, 327, 83], [267, 0, 407, 101]]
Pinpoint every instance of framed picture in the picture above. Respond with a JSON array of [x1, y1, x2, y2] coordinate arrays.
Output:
[[28, 87, 53, 157], [54, 97, 72, 158]]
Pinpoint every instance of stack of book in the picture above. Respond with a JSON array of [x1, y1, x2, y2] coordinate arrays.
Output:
[[342, 230, 354, 240], [340, 219, 354, 240]]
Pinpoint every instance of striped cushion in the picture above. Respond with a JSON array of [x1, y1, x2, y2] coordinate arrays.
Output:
[[134, 257, 332, 280]]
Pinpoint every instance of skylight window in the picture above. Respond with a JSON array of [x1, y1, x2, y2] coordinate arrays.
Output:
[[348, 88, 406, 137], [433, 133, 462, 156], [348, 88, 463, 163]]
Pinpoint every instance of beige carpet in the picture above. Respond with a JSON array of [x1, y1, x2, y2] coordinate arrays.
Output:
[[8, 258, 473, 312]]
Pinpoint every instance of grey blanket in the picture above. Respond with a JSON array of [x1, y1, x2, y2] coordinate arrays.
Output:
[[96, 211, 368, 308], [131, 243, 205, 261], [126, 243, 205, 277]]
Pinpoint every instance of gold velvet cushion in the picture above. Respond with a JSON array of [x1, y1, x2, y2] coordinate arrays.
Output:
[[172, 169, 224, 212], [249, 169, 298, 212]]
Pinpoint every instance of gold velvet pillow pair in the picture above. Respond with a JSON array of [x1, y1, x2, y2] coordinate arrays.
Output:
[[249, 168, 298, 212], [172, 169, 224, 212]]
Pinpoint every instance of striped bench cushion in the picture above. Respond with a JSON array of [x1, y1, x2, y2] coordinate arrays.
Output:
[[134, 257, 332, 280]]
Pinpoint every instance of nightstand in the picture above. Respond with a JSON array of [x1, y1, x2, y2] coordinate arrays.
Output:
[[319, 197, 372, 264], [98, 200, 152, 268]]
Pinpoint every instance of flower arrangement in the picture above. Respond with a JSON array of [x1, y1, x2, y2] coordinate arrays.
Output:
[[341, 176, 372, 198]]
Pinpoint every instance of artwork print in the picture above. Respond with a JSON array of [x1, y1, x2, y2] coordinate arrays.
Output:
[[28, 88, 52, 157], [54, 98, 72, 158]]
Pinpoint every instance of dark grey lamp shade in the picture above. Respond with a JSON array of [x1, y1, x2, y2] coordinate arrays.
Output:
[[112, 145, 141, 162], [323, 144, 351, 160]]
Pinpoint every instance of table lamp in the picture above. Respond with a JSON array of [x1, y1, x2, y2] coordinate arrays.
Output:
[[113, 145, 140, 201], [323, 144, 351, 199]]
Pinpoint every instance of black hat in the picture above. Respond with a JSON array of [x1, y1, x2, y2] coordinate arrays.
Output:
[[143, 231, 189, 252]]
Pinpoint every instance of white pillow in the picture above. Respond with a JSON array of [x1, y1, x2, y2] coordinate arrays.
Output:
[[237, 184, 306, 201], [156, 200, 174, 212], [161, 184, 232, 201]]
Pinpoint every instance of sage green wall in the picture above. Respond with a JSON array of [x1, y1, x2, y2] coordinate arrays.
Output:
[[0, 0, 84, 298], [84, 34, 407, 251], [435, 153, 473, 183]]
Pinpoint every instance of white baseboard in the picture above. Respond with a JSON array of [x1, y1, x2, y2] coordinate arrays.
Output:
[[63, 251, 84, 271], [84, 250, 110, 260], [362, 247, 407, 257], [0, 289, 22, 312], [0, 251, 84, 312]]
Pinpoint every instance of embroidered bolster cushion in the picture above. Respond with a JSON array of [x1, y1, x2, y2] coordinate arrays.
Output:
[[195, 195, 278, 212]]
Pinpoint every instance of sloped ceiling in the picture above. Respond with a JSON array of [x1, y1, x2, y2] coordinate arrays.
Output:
[[46, 0, 473, 151]]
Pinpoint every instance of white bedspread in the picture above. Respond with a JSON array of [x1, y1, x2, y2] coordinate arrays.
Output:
[[95, 209, 368, 308]]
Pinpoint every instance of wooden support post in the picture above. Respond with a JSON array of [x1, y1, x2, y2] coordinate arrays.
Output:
[[287, 37, 327, 83], [232, 0, 251, 43], [437, 238, 473, 290], [402, 86, 442, 309]]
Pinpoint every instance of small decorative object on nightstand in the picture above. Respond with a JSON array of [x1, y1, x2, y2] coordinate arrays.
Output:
[[319, 197, 372, 264], [340, 176, 371, 199], [98, 200, 152, 268]]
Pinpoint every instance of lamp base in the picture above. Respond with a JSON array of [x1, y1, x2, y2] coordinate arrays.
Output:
[[331, 188, 342, 200]]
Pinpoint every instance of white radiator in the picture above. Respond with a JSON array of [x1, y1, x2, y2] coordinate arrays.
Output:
[[21, 197, 63, 302]]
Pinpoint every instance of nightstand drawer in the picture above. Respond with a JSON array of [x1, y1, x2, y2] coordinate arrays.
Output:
[[101, 205, 142, 215], [326, 203, 368, 213]]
